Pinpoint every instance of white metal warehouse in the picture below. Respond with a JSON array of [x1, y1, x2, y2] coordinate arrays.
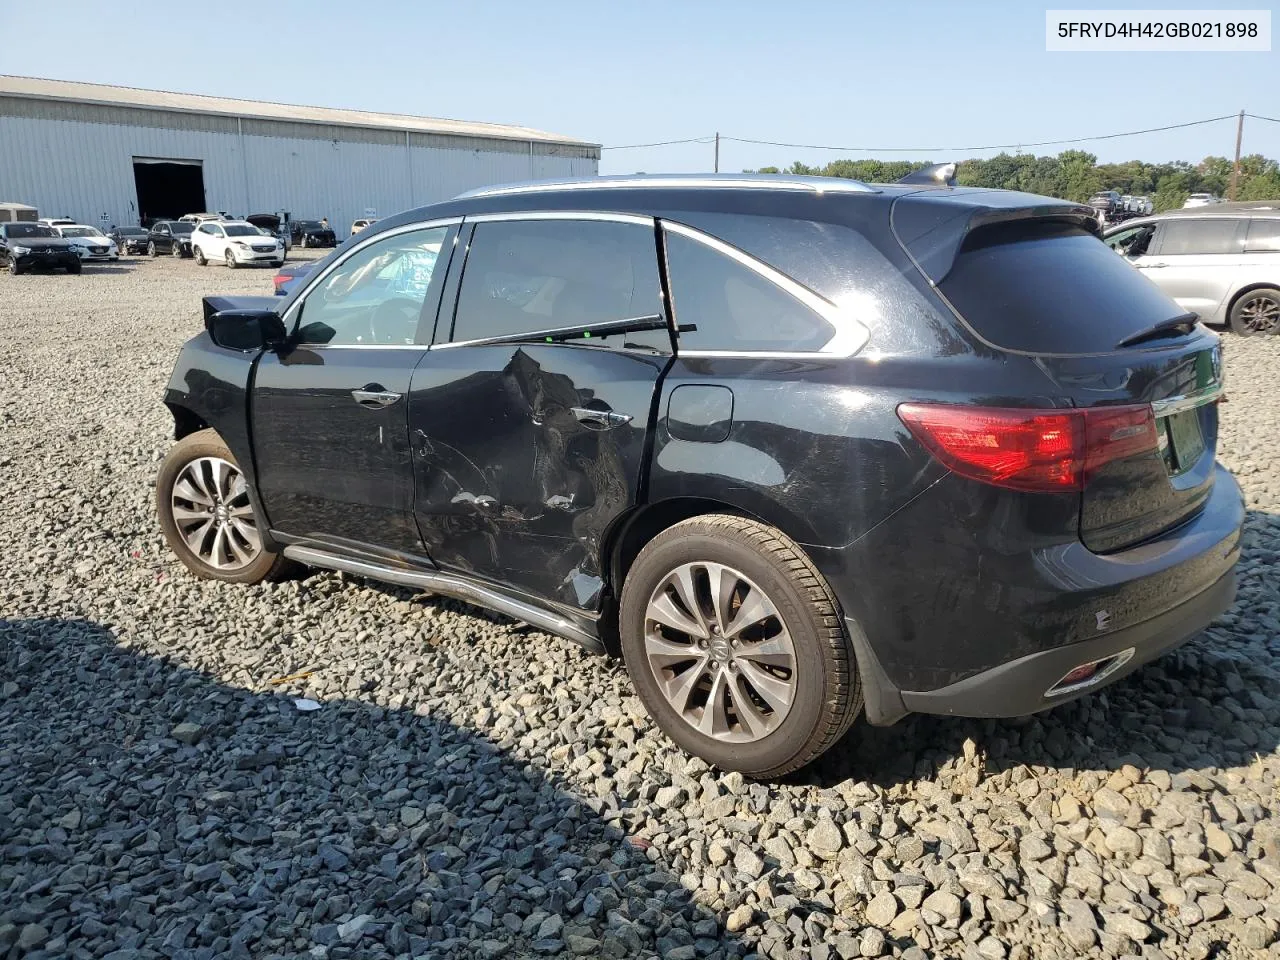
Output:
[[0, 76, 600, 232]]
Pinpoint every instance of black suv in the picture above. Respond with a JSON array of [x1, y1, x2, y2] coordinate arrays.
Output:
[[290, 219, 337, 248], [157, 175, 1242, 776], [0, 221, 81, 274], [147, 220, 195, 258]]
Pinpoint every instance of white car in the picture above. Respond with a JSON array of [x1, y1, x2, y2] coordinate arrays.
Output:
[[1184, 193, 1222, 208], [191, 220, 285, 268], [351, 217, 378, 237], [54, 224, 118, 261]]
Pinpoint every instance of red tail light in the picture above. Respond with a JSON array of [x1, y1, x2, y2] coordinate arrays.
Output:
[[272, 273, 288, 288], [897, 403, 1157, 493]]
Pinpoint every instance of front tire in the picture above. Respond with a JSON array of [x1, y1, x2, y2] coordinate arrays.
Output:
[[8, 260, 22, 276], [194, 247, 207, 266], [156, 429, 290, 584], [619, 515, 861, 778], [148, 242, 157, 257], [66, 261, 81, 274], [1229, 287, 1280, 336], [225, 249, 237, 270]]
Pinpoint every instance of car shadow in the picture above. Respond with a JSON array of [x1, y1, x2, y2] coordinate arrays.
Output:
[[80, 265, 135, 275], [0, 616, 761, 959]]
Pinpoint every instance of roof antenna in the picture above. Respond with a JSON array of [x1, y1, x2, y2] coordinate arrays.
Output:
[[898, 162, 958, 186]]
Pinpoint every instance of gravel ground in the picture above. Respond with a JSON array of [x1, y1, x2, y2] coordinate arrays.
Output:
[[2, 258, 1279, 960]]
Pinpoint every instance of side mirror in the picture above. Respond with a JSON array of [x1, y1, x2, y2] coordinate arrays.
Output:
[[206, 309, 288, 352]]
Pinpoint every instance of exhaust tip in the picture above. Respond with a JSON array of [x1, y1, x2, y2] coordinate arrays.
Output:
[[1045, 648, 1135, 698]]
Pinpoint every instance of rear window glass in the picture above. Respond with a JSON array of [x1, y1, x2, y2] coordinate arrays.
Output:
[[938, 222, 1185, 354], [1156, 219, 1242, 256], [664, 231, 835, 353], [1245, 218, 1280, 252]]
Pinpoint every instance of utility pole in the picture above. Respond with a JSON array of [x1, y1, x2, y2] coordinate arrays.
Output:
[[714, 132, 720, 173], [1229, 110, 1244, 201]]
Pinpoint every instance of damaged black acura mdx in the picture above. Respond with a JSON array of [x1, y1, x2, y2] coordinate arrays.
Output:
[[157, 174, 1242, 776]]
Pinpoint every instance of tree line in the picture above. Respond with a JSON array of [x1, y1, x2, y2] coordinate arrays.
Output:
[[750, 150, 1280, 211]]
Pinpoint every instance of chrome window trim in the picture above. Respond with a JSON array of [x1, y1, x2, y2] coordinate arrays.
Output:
[[465, 210, 654, 226], [289, 343, 427, 351], [434, 314, 666, 351], [283, 217, 462, 332], [661, 220, 870, 360], [1151, 381, 1225, 417]]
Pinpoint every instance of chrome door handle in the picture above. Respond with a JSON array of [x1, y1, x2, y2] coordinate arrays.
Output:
[[352, 389, 402, 408], [571, 406, 632, 429]]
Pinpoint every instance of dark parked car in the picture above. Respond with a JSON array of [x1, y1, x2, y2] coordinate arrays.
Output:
[[290, 219, 336, 248], [0, 221, 81, 274], [147, 220, 195, 258], [156, 174, 1242, 776], [110, 225, 150, 256], [271, 258, 322, 296]]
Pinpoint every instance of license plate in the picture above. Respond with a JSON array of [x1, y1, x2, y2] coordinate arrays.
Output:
[[1161, 409, 1205, 474]]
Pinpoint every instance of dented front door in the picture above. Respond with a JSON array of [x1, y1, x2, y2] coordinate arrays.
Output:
[[407, 344, 665, 611]]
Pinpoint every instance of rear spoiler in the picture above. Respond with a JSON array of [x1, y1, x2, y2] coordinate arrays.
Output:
[[891, 194, 1102, 285]]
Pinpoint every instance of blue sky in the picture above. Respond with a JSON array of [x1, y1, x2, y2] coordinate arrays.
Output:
[[3, 0, 1276, 174]]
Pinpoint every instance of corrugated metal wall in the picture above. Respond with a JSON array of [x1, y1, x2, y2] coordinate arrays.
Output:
[[0, 102, 599, 232]]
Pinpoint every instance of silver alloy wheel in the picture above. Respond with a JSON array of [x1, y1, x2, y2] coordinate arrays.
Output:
[[170, 456, 261, 569], [643, 561, 797, 742], [1240, 293, 1280, 334]]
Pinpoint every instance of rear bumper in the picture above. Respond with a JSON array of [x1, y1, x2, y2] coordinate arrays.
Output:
[[895, 566, 1235, 718], [813, 463, 1245, 725]]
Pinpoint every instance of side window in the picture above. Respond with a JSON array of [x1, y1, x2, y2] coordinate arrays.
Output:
[[663, 229, 835, 353], [1245, 218, 1280, 252], [451, 218, 668, 352], [1106, 224, 1155, 259], [295, 226, 449, 346], [1155, 219, 1243, 256]]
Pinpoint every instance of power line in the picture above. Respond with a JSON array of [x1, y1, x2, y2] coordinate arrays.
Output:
[[692, 114, 1241, 155], [1246, 113, 1280, 124], [601, 136, 715, 151]]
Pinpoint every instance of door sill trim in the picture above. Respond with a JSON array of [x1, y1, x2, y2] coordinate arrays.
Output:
[[281, 545, 605, 655]]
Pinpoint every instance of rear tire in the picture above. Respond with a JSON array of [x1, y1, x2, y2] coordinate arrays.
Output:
[[156, 429, 292, 584], [1229, 287, 1280, 336], [194, 247, 207, 266], [619, 514, 861, 778]]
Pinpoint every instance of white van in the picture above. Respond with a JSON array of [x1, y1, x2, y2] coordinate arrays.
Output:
[[0, 203, 38, 224]]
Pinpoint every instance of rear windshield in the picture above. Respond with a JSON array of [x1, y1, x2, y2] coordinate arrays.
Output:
[[171, 222, 194, 235], [938, 222, 1186, 354], [297, 221, 323, 230], [118, 226, 147, 235]]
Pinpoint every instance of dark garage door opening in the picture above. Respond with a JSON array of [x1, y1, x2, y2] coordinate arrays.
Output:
[[133, 158, 205, 226]]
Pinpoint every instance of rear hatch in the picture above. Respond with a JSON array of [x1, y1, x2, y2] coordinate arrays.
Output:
[[893, 192, 1224, 553]]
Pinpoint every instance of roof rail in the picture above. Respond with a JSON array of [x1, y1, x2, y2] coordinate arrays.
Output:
[[456, 173, 876, 200]]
